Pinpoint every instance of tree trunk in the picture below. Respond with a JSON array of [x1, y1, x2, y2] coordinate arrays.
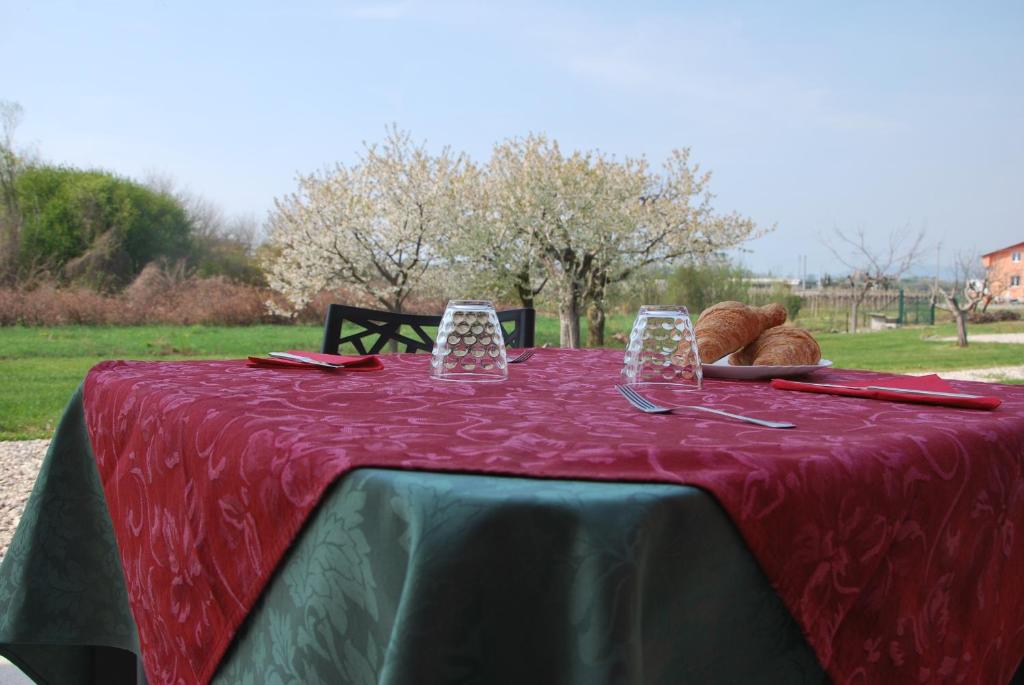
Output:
[[954, 309, 968, 347], [0, 146, 21, 285], [389, 298, 403, 353], [515, 284, 534, 309], [937, 290, 969, 348], [0, 223, 17, 285], [849, 300, 859, 334], [587, 301, 605, 347], [559, 291, 582, 348], [514, 266, 549, 310]]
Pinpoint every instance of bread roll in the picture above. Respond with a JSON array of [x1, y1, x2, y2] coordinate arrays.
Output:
[[729, 326, 821, 366], [691, 301, 787, 363]]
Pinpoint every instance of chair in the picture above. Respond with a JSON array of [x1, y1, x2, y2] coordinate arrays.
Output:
[[321, 304, 536, 355]]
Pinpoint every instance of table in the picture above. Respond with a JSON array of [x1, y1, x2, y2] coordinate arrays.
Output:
[[2, 349, 1024, 684], [0, 388, 824, 684]]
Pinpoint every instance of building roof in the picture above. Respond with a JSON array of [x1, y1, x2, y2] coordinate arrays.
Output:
[[981, 241, 1024, 258]]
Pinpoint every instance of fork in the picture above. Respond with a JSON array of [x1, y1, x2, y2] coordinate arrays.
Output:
[[508, 349, 537, 364], [614, 384, 795, 429]]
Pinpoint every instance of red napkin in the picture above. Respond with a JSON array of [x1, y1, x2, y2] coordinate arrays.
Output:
[[247, 350, 384, 372], [770, 373, 1001, 410]]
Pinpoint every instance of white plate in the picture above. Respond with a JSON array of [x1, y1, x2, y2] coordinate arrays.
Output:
[[702, 358, 833, 380]]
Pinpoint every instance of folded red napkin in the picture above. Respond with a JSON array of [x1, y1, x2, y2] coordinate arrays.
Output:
[[247, 350, 384, 372], [770, 373, 1001, 410]]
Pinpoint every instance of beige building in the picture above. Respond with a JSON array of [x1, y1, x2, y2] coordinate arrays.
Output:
[[982, 241, 1024, 302]]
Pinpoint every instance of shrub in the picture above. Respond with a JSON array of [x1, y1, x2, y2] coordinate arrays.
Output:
[[0, 279, 277, 327], [16, 165, 191, 287], [0, 274, 452, 327], [192, 232, 266, 286], [779, 293, 803, 320], [0, 283, 122, 325], [967, 309, 1021, 324], [667, 261, 750, 315], [748, 283, 802, 321], [152, 279, 273, 325]]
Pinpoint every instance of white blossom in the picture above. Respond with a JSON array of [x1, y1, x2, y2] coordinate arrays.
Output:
[[265, 127, 470, 315]]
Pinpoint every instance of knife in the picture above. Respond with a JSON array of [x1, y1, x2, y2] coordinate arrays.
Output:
[[783, 381, 984, 400], [268, 352, 343, 368], [866, 385, 984, 399]]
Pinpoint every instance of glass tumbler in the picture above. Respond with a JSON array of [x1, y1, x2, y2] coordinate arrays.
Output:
[[430, 300, 509, 382], [622, 305, 702, 388]]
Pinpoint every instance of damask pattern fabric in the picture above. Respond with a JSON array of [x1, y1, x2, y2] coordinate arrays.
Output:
[[0, 392, 828, 685], [217, 469, 827, 685], [83, 350, 1024, 684], [0, 388, 140, 685]]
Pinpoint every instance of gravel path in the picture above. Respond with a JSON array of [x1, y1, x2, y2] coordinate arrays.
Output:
[[0, 440, 48, 562], [921, 365, 1024, 382], [935, 333, 1024, 344]]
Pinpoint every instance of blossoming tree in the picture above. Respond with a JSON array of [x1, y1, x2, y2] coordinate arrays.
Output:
[[265, 128, 470, 314], [267, 129, 762, 348], [477, 135, 762, 347]]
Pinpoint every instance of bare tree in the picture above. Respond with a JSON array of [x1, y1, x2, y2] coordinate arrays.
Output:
[[822, 227, 926, 333], [932, 251, 990, 347], [144, 172, 264, 248]]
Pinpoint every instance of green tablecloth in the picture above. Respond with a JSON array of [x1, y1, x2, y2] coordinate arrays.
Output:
[[0, 387, 831, 684]]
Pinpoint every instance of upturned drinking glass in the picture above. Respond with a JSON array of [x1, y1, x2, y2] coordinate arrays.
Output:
[[621, 305, 702, 388], [430, 300, 509, 382]]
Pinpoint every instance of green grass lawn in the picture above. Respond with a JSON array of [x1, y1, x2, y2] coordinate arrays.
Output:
[[1, 319, 1022, 440], [816, 324, 1024, 372], [0, 325, 324, 440]]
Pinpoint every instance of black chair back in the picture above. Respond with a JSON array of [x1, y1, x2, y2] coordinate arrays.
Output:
[[321, 304, 535, 355]]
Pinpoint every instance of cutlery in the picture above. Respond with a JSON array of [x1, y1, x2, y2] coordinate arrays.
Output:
[[615, 384, 795, 429], [508, 349, 537, 364], [785, 381, 983, 400], [268, 352, 344, 368]]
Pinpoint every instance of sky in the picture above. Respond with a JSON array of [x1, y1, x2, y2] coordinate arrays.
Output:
[[3, 0, 1023, 278]]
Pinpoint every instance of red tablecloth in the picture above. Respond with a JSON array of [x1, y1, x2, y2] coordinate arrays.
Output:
[[83, 350, 1024, 684]]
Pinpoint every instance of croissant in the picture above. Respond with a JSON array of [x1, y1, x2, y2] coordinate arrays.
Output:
[[691, 301, 787, 363], [729, 326, 821, 366]]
